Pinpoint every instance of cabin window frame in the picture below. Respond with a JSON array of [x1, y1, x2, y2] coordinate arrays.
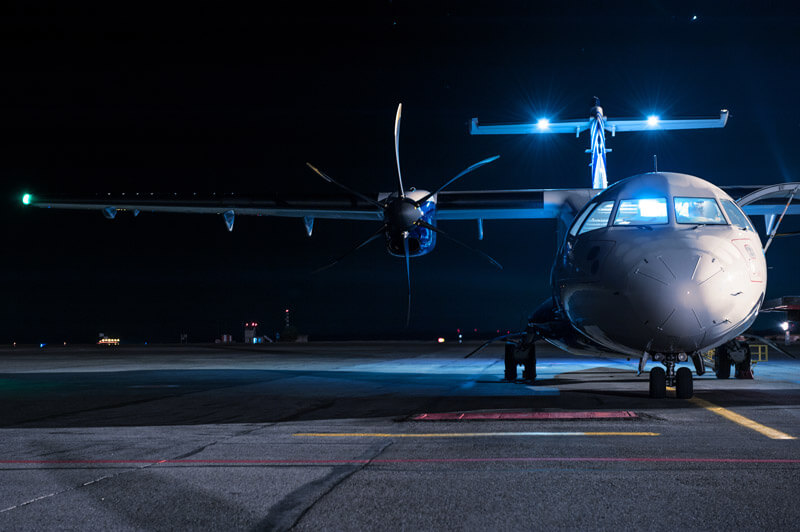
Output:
[[612, 197, 670, 226], [673, 196, 728, 225]]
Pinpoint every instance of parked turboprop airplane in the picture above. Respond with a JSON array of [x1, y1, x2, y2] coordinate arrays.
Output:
[[21, 99, 800, 398]]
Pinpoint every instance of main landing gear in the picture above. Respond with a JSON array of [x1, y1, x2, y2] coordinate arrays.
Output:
[[646, 353, 694, 399], [504, 341, 537, 382]]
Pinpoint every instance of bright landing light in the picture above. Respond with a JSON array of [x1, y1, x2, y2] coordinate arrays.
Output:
[[536, 118, 550, 130], [22, 193, 32, 205], [647, 115, 660, 127]]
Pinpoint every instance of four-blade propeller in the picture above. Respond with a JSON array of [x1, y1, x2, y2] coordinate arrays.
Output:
[[306, 103, 501, 325]]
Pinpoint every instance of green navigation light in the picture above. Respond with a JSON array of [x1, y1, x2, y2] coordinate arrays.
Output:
[[22, 193, 32, 205]]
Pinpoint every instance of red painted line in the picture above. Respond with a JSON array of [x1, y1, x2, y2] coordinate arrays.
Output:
[[410, 411, 638, 421], [1, 457, 799, 465]]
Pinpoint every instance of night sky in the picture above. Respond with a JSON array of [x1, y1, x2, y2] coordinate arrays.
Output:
[[2, 3, 800, 343]]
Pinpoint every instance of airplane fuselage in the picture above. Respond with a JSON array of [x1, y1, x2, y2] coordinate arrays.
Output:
[[549, 172, 766, 358]]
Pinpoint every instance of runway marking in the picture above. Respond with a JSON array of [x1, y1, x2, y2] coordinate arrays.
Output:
[[689, 396, 796, 440], [292, 432, 658, 438], [1, 457, 799, 466], [411, 411, 637, 421]]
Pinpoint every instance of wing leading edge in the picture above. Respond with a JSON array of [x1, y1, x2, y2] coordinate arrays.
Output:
[[21, 188, 599, 224]]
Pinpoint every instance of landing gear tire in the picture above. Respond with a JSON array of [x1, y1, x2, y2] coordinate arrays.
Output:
[[522, 343, 537, 382], [715, 351, 731, 379], [675, 367, 693, 399], [504, 343, 517, 381], [649, 367, 667, 399]]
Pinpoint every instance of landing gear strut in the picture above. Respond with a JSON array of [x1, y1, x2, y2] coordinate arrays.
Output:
[[504, 341, 537, 382], [504, 343, 516, 381]]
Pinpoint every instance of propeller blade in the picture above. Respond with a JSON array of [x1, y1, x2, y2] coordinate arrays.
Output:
[[416, 220, 503, 270], [403, 232, 412, 327], [305, 162, 385, 209], [313, 224, 386, 274], [415, 155, 500, 206], [394, 103, 405, 198]]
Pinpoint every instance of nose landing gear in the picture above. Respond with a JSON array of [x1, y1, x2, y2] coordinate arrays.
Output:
[[648, 353, 694, 399]]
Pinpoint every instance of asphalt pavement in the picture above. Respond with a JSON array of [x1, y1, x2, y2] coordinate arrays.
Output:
[[0, 342, 798, 530]]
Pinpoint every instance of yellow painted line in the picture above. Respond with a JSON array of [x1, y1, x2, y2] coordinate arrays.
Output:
[[293, 432, 659, 438], [689, 397, 796, 440]]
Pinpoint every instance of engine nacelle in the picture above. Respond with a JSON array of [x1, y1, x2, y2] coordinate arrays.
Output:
[[381, 189, 437, 257]]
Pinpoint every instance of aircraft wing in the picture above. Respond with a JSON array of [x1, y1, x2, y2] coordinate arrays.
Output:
[[436, 188, 598, 220], [21, 188, 599, 225], [21, 193, 384, 221], [726, 182, 800, 217]]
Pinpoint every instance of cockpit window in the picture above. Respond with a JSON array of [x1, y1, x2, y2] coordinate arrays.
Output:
[[568, 203, 595, 237], [578, 201, 614, 234], [674, 197, 727, 225], [613, 198, 668, 226], [721, 199, 755, 231]]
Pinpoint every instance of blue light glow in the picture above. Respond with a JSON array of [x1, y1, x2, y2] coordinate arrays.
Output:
[[638, 199, 667, 217], [536, 118, 550, 130], [646, 115, 659, 126], [22, 193, 32, 205]]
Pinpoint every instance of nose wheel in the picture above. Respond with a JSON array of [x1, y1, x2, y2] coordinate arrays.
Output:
[[648, 355, 693, 399]]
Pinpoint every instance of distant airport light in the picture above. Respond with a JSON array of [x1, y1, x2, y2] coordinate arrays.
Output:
[[437, 337, 446, 343], [647, 115, 660, 127], [536, 118, 550, 130], [780, 321, 789, 331], [22, 193, 32, 205]]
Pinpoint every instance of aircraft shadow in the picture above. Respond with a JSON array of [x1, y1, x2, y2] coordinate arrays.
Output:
[[1, 367, 798, 428]]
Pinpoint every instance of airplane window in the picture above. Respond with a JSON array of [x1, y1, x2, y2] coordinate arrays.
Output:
[[578, 201, 614, 234], [674, 197, 727, 225], [721, 199, 755, 231], [613, 198, 668, 226], [568, 203, 596, 237]]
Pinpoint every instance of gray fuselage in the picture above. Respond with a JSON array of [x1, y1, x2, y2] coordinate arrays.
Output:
[[551, 172, 766, 358]]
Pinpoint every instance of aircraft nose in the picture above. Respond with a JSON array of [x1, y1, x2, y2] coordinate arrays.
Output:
[[625, 247, 750, 353]]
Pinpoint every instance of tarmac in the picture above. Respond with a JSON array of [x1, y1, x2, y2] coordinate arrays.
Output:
[[0, 341, 798, 530]]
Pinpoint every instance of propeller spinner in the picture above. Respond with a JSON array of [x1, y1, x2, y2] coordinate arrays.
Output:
[[306, 103, 501, 325]]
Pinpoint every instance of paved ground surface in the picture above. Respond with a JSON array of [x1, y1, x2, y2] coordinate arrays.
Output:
[[0, 342, 798, 530]]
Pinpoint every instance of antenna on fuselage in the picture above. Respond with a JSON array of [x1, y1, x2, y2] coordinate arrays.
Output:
[[469, 99, 729, 190]]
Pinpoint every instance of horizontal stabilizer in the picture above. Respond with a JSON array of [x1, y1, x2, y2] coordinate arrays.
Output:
[[605, 110, 728, 132], [470, 117, 590, 135], [470, 111, 729, 136]]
